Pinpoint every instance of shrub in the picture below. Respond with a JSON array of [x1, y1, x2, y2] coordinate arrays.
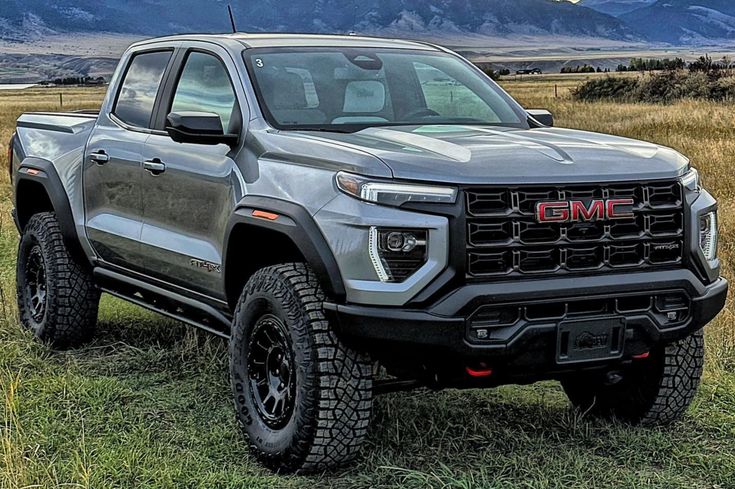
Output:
[[572, 70, 735, 103], [633, 71, 688, 103], [711, 76, 735, 101], [561, 64, 596, 74], [572, 76, 639, 102]]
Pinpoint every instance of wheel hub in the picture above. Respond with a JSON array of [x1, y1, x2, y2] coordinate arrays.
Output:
[[247, 314, 296, 429], [25, 245, 48, 323]]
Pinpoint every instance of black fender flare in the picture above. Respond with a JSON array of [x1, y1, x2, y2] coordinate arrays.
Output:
[[14, 157, 88, 265], [223, 196, 346, 303]]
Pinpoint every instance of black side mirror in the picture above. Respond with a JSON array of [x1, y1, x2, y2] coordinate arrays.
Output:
[[527, 109, 554, 127], [166, 112, 239, 146]]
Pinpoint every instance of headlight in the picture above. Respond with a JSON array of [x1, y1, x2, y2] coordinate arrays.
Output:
[[682, 168, 700, 192], [336, 172, 457, 206], [699, 212, 718, 261]]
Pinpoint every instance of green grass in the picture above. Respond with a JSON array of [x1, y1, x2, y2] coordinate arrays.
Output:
[[2, 83, 735, 488]]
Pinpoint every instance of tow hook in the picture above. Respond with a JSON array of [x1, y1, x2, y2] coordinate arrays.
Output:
[[465, 362, 493, 378]]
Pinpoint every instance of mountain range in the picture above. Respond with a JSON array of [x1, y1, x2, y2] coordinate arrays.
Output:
[[0, 0, 734, 46], [578, 0, 657, 17], [620, 0, 735, 44]]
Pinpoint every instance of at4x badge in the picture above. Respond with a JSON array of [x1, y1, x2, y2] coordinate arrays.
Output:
[[536, 198, 634, 223], [190, 258, 222, 273]]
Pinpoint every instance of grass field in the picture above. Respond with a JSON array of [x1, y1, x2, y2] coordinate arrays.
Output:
[[1, 79, 735, 488]]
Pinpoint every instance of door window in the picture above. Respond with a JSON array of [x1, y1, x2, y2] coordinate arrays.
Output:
[[114, 51, 172, 128], [170, 52, 238, 131]]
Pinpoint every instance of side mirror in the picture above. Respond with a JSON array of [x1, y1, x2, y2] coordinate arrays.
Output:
[[527, 109, 554, 127], [165, 112, 239, 146]]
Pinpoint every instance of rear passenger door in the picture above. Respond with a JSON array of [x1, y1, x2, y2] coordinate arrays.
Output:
[[140, 45, 245, 299], [84, 49, 174, 272]]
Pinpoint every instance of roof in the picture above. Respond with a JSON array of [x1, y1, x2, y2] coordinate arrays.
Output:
[[131, 33, 441, 51]]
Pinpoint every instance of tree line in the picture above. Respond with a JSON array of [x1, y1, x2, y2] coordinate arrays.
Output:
[[40, 76, 107, 86], [616, 55, 733, 73]]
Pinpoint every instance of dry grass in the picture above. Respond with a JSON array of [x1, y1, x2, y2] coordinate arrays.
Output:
[[0, 80, 734, 488]]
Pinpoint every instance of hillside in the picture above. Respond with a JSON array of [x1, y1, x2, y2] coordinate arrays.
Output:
[[4, 0, 735, 46], [579, 0, 656, 17], [620, 0, 735, 44], [3, 0, 735, 83], [0, 0, 639, 42]]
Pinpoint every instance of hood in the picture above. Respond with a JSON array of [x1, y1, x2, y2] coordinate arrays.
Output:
[[295, 125, 689, 185]]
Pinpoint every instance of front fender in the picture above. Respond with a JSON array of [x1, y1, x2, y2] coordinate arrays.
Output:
[[224, 196, 346, 303]]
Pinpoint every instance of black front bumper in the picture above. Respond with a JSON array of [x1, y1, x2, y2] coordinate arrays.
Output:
[[326, 270, 727, 374]]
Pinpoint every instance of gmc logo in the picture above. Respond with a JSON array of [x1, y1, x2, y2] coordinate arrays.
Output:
[[536, 199, 634, 223]]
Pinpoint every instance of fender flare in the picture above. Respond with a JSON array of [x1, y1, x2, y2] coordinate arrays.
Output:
[[14, 157, 87, 264], [223, 196, 346, 303]]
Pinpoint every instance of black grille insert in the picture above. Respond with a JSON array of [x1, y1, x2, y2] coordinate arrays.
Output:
[[465, 181, 684, 279], [468, 292, 691, 343]]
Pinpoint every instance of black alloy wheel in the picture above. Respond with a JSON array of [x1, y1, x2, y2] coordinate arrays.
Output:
[[247, 314, 296, 429], [24, 243, 48, 323]]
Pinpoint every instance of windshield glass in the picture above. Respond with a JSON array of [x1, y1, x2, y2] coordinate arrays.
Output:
[[243, 48, 526, 132]]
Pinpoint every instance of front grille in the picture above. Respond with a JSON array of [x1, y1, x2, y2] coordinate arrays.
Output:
[[465, 181, 685, 279]]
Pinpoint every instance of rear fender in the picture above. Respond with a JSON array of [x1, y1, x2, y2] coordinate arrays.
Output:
[[14, 157, 88, 266]]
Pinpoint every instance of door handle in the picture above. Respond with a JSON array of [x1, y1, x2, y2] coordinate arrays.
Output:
[[144, 159, 166, 175], [89, 151, 109, 165]]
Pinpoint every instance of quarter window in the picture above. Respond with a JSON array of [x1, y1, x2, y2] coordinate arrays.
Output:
[[170, 52, 238, 131], [114, 51, 172, 128]]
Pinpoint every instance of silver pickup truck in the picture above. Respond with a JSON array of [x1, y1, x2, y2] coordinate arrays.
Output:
[[8, 33, 727, 473]]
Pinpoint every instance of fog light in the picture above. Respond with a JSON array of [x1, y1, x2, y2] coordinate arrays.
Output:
[[699, 212, 718, 261], [385, 231, 421, 253], [369, 228, 428, 282]]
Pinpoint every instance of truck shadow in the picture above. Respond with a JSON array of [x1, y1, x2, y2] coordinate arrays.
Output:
[[60, 302, 705, 484]]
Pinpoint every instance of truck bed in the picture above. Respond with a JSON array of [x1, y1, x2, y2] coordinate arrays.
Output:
[[13, 111, 98, 170], [12, 111, 100, 229], [16, 111, 98, 135]]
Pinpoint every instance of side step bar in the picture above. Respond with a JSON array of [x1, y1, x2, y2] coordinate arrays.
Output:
[[93, 268, 232, 339]]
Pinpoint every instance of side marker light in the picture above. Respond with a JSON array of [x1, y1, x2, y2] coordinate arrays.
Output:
[[252, 210, 279, 221]]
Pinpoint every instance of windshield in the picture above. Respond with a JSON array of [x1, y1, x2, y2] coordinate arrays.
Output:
[[243, 48, 526, 132]]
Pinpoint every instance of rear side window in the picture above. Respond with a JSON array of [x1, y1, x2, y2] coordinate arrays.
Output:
[[170, 52, 237, 131], [113, 51, 172, 128]]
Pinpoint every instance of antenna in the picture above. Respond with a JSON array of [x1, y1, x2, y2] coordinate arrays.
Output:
[[227, 4, 237, 33]]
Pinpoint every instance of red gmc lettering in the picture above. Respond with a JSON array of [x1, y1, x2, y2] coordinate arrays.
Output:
[[607, 198, 635, 219], [537, 202, 569, 222], [570, 200, 604, 221], [536, 198, 635, 223]]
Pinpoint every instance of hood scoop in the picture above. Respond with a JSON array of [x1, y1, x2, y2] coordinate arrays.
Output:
[[359, 127, 472, 163], [463, 126, 574, 164]]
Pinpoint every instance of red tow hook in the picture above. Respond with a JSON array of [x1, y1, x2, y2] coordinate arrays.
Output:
[[633, 352, 650, 360], [465, 363, 493, 378]]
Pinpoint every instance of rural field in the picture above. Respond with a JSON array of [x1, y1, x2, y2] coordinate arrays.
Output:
[[1, 77, 735, 488]]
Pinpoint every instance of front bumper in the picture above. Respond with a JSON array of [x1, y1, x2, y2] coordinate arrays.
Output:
[[326, 270, 727, 374]]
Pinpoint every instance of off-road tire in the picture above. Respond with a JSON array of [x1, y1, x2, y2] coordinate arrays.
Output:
[[562, 329, 704, 426], [230, 263, 373, 473], [16, 212, 100, 348]]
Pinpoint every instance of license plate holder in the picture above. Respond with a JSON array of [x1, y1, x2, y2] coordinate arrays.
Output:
[[556, 318, 625, 364]]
